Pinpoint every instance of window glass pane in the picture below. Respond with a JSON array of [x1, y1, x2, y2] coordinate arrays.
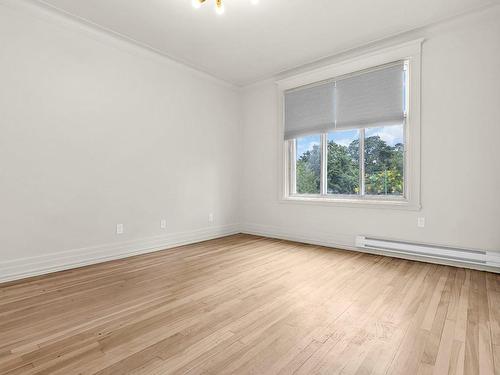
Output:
[[364, 125, 404, 196], [295, 134, 321, 194], [327, 130, 360, 195]]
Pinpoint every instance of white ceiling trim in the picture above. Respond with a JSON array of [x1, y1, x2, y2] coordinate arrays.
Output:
[[4, 0, 499, 88], [270, 2, 498, 86], [0, 0, 238, 88]]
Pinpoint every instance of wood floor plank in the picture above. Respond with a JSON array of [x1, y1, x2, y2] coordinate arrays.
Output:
[[0, 234, 498, 374]]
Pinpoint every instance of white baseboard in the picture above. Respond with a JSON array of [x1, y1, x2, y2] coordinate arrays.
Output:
[[241, 223, 500, 273], [242, 222, 357, 251], [0, 224, 240, 284], [3, 222, 497, 284]]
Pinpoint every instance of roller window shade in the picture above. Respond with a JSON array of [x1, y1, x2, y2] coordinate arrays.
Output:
[[335, 62, 405, 130], [284, 82, 335, 140], [284, 61, 405, 139]]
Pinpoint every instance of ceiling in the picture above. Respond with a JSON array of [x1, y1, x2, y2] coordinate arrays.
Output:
[[36, 0, 495, 86]]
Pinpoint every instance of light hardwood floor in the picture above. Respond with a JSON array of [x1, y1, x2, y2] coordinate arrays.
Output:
[[1, 234, 499, 374]]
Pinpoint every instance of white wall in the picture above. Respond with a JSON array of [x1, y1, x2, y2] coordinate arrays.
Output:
[[1, 1, 499, 283], [241, 6, 500, 253], [0, 1, 241, 278]]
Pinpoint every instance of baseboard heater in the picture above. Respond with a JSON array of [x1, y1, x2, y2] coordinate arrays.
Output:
[[355, 236, 500, 270]]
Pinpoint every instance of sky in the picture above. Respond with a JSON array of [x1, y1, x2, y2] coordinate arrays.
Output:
[[365, 125, 404, 147], [296, 125, 404, 159], [296, 134, 321, 159]]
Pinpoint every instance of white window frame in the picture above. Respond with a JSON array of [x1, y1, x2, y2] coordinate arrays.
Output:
[[277, 39, 423, 210]]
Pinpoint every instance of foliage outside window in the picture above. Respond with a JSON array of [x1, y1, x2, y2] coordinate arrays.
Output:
[[327, 130, 360, 195], [293, 124, 405, 198], [295, 135, 321, 194], [364, 126, 404, 196]]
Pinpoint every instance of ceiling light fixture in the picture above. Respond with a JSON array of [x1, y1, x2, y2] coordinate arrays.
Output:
[[192, 0, 204, 8], [192, 0, 258, 14], [215, 0, 225, 15]]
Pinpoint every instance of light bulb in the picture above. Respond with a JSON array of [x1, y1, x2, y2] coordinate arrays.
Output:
[[250, 0, 259, 4], [216, 3, 225, 14], [192, 0, 203, 9]]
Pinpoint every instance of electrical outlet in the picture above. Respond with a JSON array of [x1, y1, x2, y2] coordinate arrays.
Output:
[[160, 219, 167, 229], [116, 223, 124, 234], [417, 217, 425, 228], [208, 213, 214, 223]]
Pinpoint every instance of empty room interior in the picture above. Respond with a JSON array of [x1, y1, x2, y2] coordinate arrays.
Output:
[[2, 0, 500, 374]]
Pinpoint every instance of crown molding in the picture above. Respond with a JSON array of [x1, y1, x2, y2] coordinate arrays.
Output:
[[0, 0, 240, 91]]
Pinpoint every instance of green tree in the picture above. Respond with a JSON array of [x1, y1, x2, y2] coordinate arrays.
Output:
[[295, 135, 404, 196], [364, 136, 404, 195], [296, 144, 321, 194], [327, 141, 359, 194]]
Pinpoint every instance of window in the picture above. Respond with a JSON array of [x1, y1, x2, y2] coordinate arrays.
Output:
[[290, 124, 405, 198], [280, 40, 422, 209]]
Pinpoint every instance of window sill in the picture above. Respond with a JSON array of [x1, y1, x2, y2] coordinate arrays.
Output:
[[280, 195, 421, 211]]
